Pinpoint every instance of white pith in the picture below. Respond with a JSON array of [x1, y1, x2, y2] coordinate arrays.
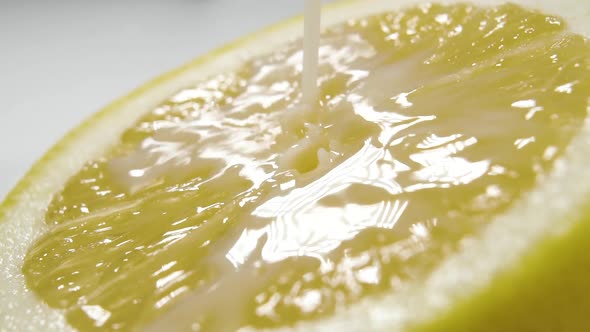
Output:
[[1, 0, 589, 331]]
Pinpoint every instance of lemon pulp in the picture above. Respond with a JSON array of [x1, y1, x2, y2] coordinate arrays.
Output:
[[22, 3, 590, 331]]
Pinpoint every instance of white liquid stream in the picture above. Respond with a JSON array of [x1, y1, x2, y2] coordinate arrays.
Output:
[[302, 0, 322, 104]]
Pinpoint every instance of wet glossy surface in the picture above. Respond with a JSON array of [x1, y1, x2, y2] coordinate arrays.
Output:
[[23, 3, 590, 331]]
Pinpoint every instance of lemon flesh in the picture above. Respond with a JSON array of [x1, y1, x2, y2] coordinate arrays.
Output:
[[4, 2, 590, 332]]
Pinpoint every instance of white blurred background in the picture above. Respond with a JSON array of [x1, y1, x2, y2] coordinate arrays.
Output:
[[0, 0, 333, 199]]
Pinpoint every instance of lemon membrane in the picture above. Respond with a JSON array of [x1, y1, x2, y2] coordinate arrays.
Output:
[[21, 3, 590, 331]]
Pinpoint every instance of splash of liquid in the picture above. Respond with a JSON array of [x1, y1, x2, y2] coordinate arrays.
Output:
[[302, 0, 322, 104]]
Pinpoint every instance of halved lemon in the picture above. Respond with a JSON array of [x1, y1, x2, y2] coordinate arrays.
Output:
[[2, 0, 590, 331]]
